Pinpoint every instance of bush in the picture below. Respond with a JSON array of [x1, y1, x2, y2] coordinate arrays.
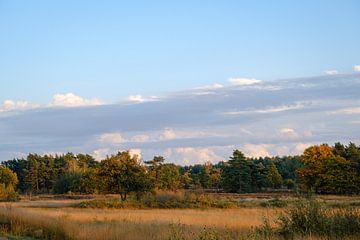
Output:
[[284, 179, 295, 189], [0, 184, 19, 201], [258, 199, 360, 239], [259, 198, 287, 208], [76, 191, 240, 209]]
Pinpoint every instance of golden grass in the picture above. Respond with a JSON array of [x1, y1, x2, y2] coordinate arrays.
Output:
[[25, 207, 278, 229], [2, 195, 360, 240], [0, 200, 279, 239]]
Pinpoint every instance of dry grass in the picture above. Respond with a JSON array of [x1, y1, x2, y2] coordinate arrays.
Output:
[[0, 200, 279, 239], [1, 195, 360, 239], [24, 207, 278, 229]]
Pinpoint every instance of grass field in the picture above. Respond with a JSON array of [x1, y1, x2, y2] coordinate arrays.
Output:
[[0, 193, 359, 239]]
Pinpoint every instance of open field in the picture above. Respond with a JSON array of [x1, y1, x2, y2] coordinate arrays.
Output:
[[0, 194, 360, 239], [0, 199, 277, 240]]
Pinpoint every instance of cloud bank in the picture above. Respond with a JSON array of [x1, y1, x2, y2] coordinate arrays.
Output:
[[1, 73, 360, 164]]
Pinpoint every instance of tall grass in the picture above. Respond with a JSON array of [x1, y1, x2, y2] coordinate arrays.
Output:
[[1, 196, 360, 239], [0, 202, 277, 239], [257, 199, 360, 239]]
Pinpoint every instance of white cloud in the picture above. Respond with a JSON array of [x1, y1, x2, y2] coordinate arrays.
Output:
[[228, 77, 262, 86], [131, 134, 151, 143], [1, 93, 103, 113], [354, 65, 360, 72], [324, 70, 338, 75], [243, 144, 271, 158], [0, 100, 39, 112], [160, 128, 177, 140], [129, 148, 142, 159], [92, 148, 141, 161], [127, 95, 145, 103], [98, 132, 125, 145], [157, 128, 215, 141], [280, 128, 295, 134], [331, 107, 360, 114], [127, 95, 159, 104], [292, 143, 313, 155], [256, 102, 306, 113], [275, 146, 291, 156], [279, 128, 312, 140], [223, 102, 306, 115], [164, 147, 223, 165], [93, 148, 111, 161], [51, 93, 102, 107], [196, 83, 224, 90]]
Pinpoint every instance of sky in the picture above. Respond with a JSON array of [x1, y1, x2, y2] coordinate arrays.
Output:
[[0, 1, 360, 164]]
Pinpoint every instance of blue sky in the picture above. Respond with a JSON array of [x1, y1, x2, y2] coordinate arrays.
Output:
[[1, 1, 360, 103], [0, 1, 360, 163]]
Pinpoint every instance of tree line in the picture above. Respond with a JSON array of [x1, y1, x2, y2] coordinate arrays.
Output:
[[0, 142, 359, 200]]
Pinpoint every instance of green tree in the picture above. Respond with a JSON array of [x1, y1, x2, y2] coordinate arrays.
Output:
[[25, 154, 41, 195], [77, 154, 98, 170], [157, 163, 181, 191], [298, 144, 359, 194], [266, 162, 283, 188], [345, 142, 360, 175], [98, 151, 151, 200], [2, 158, 27, 192], [0, 166, 19, 201], [221, 150, 252, 193], [144, 156, 165, 189], [180, 170, 192, 189], [317, 156, 358, 194], [0, 166, 18, 188], [53, 172, 82, 194], [80, 168, 100, 194]]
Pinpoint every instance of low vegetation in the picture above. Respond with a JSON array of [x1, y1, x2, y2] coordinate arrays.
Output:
[[0, 196, 359, 239], [0, 200, 276, 240], [75, 191, 292, 210], [257, 198, 360, 239]]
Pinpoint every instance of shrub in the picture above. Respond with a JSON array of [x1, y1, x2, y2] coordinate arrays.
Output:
[[0, 184, 19, 201], [258, 199, 360, 239], [259, 198, 287, 208], [76, 191, 241, 209]]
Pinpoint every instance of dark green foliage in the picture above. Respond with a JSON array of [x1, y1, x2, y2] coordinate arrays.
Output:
[[53, 172, 82, 194], [4, 152, 99, 196], [284, 179, 295, 189], [266, 162, 283, 188], [79, 168, 100, 194], [2, 158, 27, 191], [145, 157, 182, 191], [222, 150, 259, 193], [157, 164, 181, 190], [2, 142, 360, 197]]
